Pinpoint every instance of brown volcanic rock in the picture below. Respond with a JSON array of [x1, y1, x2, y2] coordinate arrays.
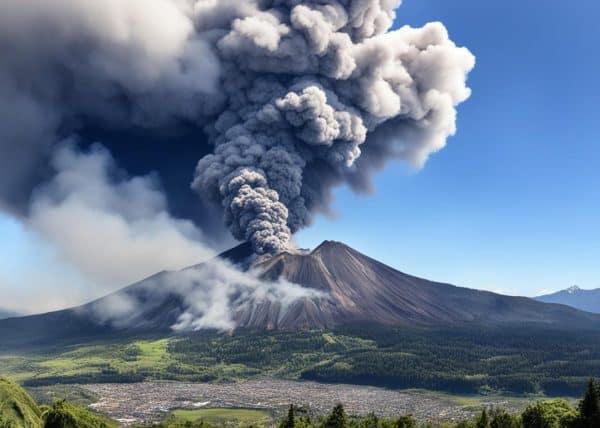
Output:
[[233, 297, 338, 330], [246, 240, 600, 328]]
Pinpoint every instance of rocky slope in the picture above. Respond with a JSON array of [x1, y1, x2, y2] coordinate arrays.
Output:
[[243, 241, 600, 328]]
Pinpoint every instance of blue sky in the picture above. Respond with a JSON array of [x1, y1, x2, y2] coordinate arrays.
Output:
[[1, 0, 599, 313], [298, 0, 600, 295]]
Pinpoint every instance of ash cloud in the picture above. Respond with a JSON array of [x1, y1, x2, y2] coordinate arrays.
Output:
[[0, 0, 474, 259], [193, 2, 475, 254], [0, 0, 222, 213]]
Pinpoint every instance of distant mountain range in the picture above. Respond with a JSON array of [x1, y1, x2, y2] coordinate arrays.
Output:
[[1, 241, 599, 348], [535, 286, 600, 314], [0, 309, 18, 320]]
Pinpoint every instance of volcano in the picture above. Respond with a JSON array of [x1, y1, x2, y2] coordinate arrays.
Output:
[[242, 240, 600, 328], [0, 241, 598, 348]]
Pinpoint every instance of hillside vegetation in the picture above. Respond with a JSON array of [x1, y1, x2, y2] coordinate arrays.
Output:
[[0, 377, 43, 427], [0, 377, 114, 428], [4, 326, 599, 396]]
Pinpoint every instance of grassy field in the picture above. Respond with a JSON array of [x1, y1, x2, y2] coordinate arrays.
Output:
[[0, 338, 177, 385], [171, 408, 272, 426], [1, 332, 364, 386], [27, 384, 99, 407], [0, 377, 43, 427]]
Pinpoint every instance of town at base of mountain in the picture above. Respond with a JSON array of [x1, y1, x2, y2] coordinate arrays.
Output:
[[2, 376, 600, 428]]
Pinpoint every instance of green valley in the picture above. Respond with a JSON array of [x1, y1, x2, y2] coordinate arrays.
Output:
[[3, 325, 600, 397]]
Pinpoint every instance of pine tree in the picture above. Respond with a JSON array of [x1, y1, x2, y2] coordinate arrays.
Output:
[[476, 409, 490, 428], [322, 403, 347, 428], [578, 379, 600, 427], [396, 414, 416, 428], [490, 408, 519, 428], [362, 412, 379, 428], [282, 405, 295, 428]]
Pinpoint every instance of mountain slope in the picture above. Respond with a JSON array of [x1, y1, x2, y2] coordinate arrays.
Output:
[[0, 243, 257, 348], [0, 377, 117, 428], [249, 241, 600, 328], [536, 286, 600, 314], [0, 377, 43, 427], [0, 308, 18, 320], [0, 241, 598, 348]]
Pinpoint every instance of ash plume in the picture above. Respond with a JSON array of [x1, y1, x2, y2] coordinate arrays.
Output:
[[192, 4, 474, 253], [0, 0, 474, 257]]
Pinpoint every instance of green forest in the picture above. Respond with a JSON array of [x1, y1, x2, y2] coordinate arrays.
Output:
[[169, 325, 600, 396], [4, 325, 600, 397]]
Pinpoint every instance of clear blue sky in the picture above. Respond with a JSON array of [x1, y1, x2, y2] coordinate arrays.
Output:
[[1, 0, 599, 310], [298, 0, 600, 296]]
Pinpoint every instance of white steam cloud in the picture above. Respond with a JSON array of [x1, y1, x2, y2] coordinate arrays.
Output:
[[173, 260, 325, 331], [89, 257, 325, 331], [1, 144, 217, 313], [29, 143, 215, 287]]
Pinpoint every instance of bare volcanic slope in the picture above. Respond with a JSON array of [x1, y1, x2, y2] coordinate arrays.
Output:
[[0, 241, 598, 348], [250, 240, 600, 328]]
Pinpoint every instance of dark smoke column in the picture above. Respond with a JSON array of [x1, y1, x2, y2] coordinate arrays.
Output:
[[192, 0, 475, 255]]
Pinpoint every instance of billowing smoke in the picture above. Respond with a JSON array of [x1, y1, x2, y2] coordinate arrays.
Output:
[[30, 143, 216, 288], [191, 2, 474, 254], [0, 0, 474, 258], [0, 0, 222, 215]]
